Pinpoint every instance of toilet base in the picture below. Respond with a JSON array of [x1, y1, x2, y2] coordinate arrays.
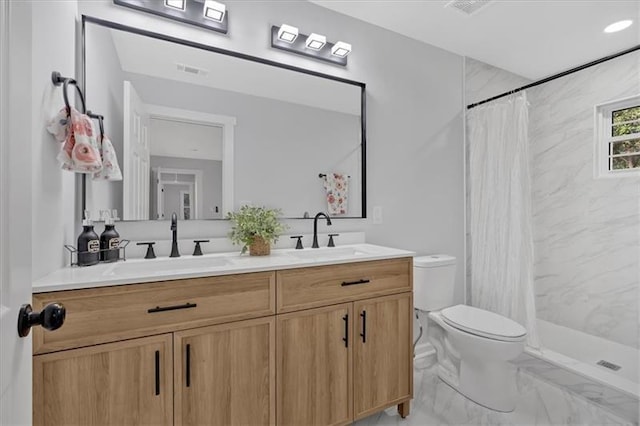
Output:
[[436, 359, 518, 413]]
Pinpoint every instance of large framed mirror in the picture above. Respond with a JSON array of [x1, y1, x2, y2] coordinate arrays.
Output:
[[81, 16, 366, 221]]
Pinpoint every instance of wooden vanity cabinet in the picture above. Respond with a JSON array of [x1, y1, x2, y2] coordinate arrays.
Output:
[[32, 272, 277, 426], [277, 304, 353, 426], [276, 258, 413, 424], [353, 293, 412, 420], [33, 334, 173, 426], [174, 317, 275, 426], [32, 257, 413, 426]]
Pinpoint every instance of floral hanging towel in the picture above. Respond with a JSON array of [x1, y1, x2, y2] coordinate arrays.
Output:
[[47, 107, 102, 173], [323, 173, 348, 215], [93, 133, 122, 181]]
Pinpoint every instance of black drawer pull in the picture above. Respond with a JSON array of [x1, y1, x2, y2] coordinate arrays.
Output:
[[186, 343, 191, 387], [360, 310, 367, 343], [342, 314, 349, 348], [341, 279, 370, 287], [148, 302, 197, 313], [154, 350, 160, 396]]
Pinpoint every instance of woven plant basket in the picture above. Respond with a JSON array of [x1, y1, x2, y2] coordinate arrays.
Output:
[[249, 236, 271, 256]]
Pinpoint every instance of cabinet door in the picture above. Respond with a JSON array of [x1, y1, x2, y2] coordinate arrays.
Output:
[[174, 317, 275, 425], [353, 293, 412, 419], [277, 303, 352, 426], [33, 334, 173, 426]]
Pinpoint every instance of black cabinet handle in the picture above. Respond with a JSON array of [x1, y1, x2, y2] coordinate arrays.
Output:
[[148, 302, 197, 313], [341, 279, 370, 287], [342, 314, 349, 348], [154, 350, 160, 396], [186, 343, 191, 387], [360, 311, 367, 343]]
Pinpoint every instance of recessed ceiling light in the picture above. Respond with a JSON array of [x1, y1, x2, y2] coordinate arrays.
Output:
[[604, 20, 633, 33]]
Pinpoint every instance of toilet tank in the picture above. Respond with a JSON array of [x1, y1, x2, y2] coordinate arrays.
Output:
[[413, 255, 457, 311]]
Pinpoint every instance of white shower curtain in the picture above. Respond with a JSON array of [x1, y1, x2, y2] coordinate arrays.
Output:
[[468, 92, 539, 348]]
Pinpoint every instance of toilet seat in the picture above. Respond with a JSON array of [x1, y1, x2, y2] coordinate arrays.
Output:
[[440, 305, 526, 342]]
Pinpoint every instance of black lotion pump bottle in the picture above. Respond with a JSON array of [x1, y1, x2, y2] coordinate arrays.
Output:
[[77, 211, 100, 266], [99, 210, 120, 262]]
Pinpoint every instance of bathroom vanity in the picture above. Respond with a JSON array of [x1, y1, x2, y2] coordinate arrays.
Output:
[[31, 245, 413, 426]]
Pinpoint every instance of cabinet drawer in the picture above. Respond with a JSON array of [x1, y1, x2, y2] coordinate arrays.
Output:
[[276, 258, 412, 313], [33, 271, 276, 354]]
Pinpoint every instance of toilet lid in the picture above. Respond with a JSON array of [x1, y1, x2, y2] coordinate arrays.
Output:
[[440, 305, 527, 342]]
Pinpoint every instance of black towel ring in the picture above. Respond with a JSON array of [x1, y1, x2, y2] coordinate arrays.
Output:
[[87, 111, 105, 140], [51, 71, 86, 114]]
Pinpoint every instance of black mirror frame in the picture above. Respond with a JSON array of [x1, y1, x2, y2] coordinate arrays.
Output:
[[80, 15, 366, 220]]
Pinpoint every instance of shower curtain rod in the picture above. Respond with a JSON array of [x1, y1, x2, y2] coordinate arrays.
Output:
[[467, 43, 640, 110]]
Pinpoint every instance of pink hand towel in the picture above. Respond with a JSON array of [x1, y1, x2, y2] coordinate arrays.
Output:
[[93, 133, 122, 181], [47, 107, 102, 173], [323, 173, 348, 215]]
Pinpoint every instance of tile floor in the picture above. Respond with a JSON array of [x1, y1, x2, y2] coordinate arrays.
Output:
[[355, 358, 633, 426]]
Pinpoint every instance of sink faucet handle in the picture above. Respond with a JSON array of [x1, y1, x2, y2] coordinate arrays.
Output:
[[137, 242, 156, 259], [328, 234, 339, 248], [193, 240, 210, 256], [290, 236, 304, 250]]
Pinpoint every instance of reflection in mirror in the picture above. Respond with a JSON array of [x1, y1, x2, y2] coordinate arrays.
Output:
[[83, 18, 365, 220]]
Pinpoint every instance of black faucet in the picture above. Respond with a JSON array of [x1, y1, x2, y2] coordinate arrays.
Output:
[[312, 212, 332, 248], [170, 212, 180, 258]]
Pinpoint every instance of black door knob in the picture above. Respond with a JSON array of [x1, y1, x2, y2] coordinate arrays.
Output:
[[17, 303, 66, 338]]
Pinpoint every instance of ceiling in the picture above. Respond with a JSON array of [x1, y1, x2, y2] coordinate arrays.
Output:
[[107, 27, 361, 115], [309, 0, 640, 79]]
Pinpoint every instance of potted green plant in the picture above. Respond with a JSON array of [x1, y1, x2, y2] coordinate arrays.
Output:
[[227, 205, 287, 256]]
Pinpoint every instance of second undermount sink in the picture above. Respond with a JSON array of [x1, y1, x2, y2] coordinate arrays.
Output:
[[104, 255, 230, 276], [286, 246, 370, 261]]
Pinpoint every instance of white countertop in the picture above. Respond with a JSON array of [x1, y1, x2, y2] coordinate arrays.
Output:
[[33, 244, 415, 293]]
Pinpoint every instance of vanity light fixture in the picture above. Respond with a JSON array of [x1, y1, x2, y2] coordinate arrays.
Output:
[[113, 0, 229, 34], [164, 0, 186, 10], [305, 33, 326, 50], [331, 41, 351, 58], [203, 0, 226, 22], [270, 25, 350, 66], [277, 24, 299, 43]]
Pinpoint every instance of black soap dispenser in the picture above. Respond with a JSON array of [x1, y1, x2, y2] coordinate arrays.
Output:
[[99, 210, 120, 262], [77, 211, 100, 266]]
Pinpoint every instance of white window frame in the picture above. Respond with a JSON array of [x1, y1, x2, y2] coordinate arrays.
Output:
[[594, 94, 640, 178]]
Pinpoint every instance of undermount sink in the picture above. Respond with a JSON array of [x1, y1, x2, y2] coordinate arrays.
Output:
[[104, 256, 230, 276], [286, 246, 369, 260]]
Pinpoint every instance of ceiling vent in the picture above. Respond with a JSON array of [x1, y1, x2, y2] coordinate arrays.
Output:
[[176, 63, 209, 77], [445, 0, 494, 16]]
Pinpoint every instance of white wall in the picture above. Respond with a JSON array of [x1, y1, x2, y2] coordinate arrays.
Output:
[[84, 22, 126, 220], [75, 0, 466, 301], [124, 72, 362, 218], [149, 117, 223, 161], [31, 4, 78, 280]]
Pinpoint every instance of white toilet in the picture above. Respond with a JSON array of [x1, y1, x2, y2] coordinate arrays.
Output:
[[414, 255, 527, 413]]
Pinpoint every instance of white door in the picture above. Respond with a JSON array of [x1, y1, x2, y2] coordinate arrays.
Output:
[[123, 81, 150, 220], [1, 2, 32, 423]]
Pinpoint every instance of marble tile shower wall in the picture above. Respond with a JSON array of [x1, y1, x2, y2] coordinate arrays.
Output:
[[528, 51, 640, 349]]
